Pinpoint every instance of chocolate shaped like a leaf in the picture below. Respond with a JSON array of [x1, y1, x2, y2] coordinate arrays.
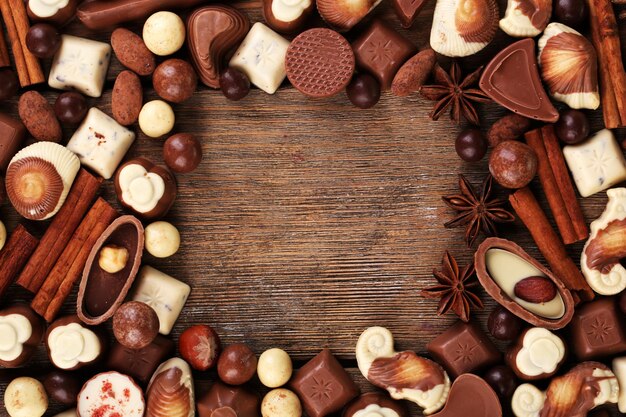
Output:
[[356, 326, 450, 414]]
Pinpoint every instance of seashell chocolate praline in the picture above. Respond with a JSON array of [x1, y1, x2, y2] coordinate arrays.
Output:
[[475, 237, 575, 330], [146, 357, 195, 417], [77, 215, 144, 325]]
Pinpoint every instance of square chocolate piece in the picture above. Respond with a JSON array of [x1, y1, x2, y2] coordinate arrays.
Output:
[[392, 0, 430, 27], [0, 113, 25, 172], [427, 321, 500, 378], [569, 297, 626, 360], [290, 349, 360, 417], [351, 20, 416, 90], [107, 335, 175, 383]]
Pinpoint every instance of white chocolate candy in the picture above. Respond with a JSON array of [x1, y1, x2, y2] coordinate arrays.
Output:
[[47, 322, 101, 369], [28, 0, 69, 18], [499, 0, 549, 37], [118, 163, 166, 214], [612, 357, 626, 412], [48, 35, 111, 98], [143, 12, 186, 56], [0, 220, 5, 251], [514, 328, 565, 377], [4, 377, 48, 417], [145, 221, 180, 258], [131, 265, 190, 335], [78, 372, 144, 417], [353, 405, 400, 417], [66, 108, 136, 179], [272, 0, 311, 23], [257, 348, 293, 388], [0, 314, 32, 362], [261, 389, 302, 417], [230, 22, 290, 94], [138, 100, 175, 138], [563, 129, 626, 198]]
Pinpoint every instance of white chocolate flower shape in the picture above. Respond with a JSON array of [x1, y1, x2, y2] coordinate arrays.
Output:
[[515, 328, 565, 377], [118, 164, 166, 214], [48, 323, 100, 369], [353, 404, 400, 417], [271, 0, 311, 22], [0, 315, 32, 362], [28, 0, 70, 18]]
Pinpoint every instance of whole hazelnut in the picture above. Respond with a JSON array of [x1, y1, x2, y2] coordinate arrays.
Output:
[[261, 389, 302, 417], [489, 141, 538, 189], [179, 324, 221, 371], [4, 377, 48, 417], [145, 221, 180, 258], [98, 244, 129, 273], [218, 344, 257, 385], [113, 302, 159, 349], [257, 348, 292, 388]]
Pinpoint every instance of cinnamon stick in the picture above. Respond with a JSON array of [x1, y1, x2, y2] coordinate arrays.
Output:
[[0, 21, 10, 68], [17, 169, 102, 293], [0, 225, 38, 299], [525, 128, 578, 245], [509, 187, 594, 302], [32, 198, 118, 322]]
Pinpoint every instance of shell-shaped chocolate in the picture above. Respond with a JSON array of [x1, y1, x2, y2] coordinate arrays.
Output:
[[317, 0, 382, 32], [147, 358, 195, 417], [499, 0, 551, 37], [187, 5, 251, 88], [77, 215, 144, 325]]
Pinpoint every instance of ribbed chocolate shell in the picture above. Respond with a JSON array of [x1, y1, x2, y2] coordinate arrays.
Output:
[[147, 367, 193, 417], [368, 351, 447, 393], [455, 0, 498, 43], [317, 0, 382, 32], [6, 157, 63, 220]]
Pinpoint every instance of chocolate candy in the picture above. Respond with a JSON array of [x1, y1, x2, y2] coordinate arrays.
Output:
[[107, 335, 175, 383], [0, 112, 26, 172], [45, 315, 106, 370], [163, 133, 203, 173], [4, 377, 48, 417], [26, 24, 61, 59], [285, 28, 355, 98], [555, 109, 590, 145], [621, 291, 626, 314], [489, 141, 538, 189], [217, 343, 257, 385], [220, 68, 251, 101], [146, 358, 195, 417], [487, 305, 524, 341], [455, 129, 487, 162], [352, 20, 415, 90], [187, 5, 251, 89], [27, 0, 77, 26], [343, 393, 408, 417], [479, 39, 559, 123], [179, 324, 221, 371], [262, 0, 314, 33], [197, 381, 260, 417], [427, 321, 500, 378], [0, 69, 19, 102], [77, 372, 145, 417], [569, 297, 626, 360], [113, 302, 159, 350], [391, 0, 429, 27], [0, 304, 45, 368], [506, 327, 566, 380], [430, 374, 501, 417], [554, 0, 588, 29], [153, 59, 198, 103], [290, 349, 359, 417], [54, 92, 88, 125], [77, 216, 145, 325], [346, 74, 380, 109], [483, 365, 517, 399], [111, 28, 156, 76], [43, 371, 81, 406], [317, 0, 382, 32]]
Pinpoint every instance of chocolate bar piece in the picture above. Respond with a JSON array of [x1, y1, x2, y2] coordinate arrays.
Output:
[[569, 297, 626, 360], [106, 335, 174, 383], [0, 113, 25, 172]]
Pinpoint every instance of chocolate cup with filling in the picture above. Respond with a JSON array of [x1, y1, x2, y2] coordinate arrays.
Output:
[[77, 215, 144, 325], [475, 237, 575, 330]]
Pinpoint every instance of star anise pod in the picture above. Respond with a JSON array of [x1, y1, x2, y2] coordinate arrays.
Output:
[[421, 251, 482, 322], [420, 61, 491, 125], [443, 174, 515, 247]]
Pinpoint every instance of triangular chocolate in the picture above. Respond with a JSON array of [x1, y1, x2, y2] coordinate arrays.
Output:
[[392, 0, 431, 28], [479, 39, 559, 123]]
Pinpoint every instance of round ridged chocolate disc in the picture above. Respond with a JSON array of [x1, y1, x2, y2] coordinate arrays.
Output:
[[285, 28, 355, 98]]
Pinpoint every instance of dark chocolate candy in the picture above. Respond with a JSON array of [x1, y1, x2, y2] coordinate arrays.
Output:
[[351, 20, 415, 90], [106, 335, 175, 383], [163, 133, 203, 174], [479, 39, 559, 123], [197, 381, 260, 417], [262, 0, 314, 33], [569, 297, 626, 360], [43, 371, 81, 405], [343, 392, 408, 417], [0, 113, 26, 173], [290, 349, 359, 417], [27, 0, 78, 27], [427, 321, 500, 378], [0, 304, 45, 368], [430, 374, 501, 417], [391, 0, 431, 27], [45, 315, 106, 371]]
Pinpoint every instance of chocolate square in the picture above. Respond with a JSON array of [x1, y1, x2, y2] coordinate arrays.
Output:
[[351, 20, 416, 90], [106, 335, 174, 383], [290, 349, 359, 417], [427, 321, 500, 378], [0, 112, 25, 172], [569, 297, 626, 360]]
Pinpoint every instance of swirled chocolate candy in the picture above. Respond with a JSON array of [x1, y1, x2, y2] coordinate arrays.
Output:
[[146, 358, 194, 417]]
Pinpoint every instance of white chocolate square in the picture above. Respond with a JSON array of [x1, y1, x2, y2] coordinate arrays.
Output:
[[131, 266, 191, 335], [66, 108, 135, 179], [229, 22, 290, 94], [563, 129, 626, 198], [48, 35, 111, 98]]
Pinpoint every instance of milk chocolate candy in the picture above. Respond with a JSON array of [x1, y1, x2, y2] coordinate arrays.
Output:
[[431, 374, 501, 417], [146, 358, 195, 417], [569, 297, 626, 360], [263, 0, 314, 33], [45, 315, 106, 370], [506, 327, 566, 380], [343, 393, 408, 417], [0, 304, 45, 368], [392, 0, 430, 27], [197, 381, 261, 417], [77, 215, 144, 325], [0, 113, 26, 173], [107, 336, 175, 383], [479, 38, 559, 122], [27, 0, 78, 27]]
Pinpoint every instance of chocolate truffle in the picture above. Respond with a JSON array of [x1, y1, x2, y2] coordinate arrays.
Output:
[[220, 68, 251, 101], [456, 129, 487, 162], [43, 371, 81, 406], [0, 69, 19, 102], [179, 325, 221, 371], [26, 24, 60, 59], [54, 92, 88, 125], [346, 74, 380, 109], [217, 343, 257, 385], [113, 301, 159, 350], [555, 109, 590, 145], [163, 133, 202, 173], [489, 141, 538, 189], [153, 59, 198, 103]]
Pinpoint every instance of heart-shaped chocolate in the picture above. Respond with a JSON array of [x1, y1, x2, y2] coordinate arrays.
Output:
[[431, 374, 502, 417]]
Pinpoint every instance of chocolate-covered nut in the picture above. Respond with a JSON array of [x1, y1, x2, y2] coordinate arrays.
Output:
[[456, 129, 487, 162], [0, 69, 19, 102], [26, 24, 60, 58], [220, 68, 251, 101], [489, 141, 538, 189], [153, 59, 197, 103], [163, 133, 202, 173], [346, 74, 380, 109], [113, 301, 159, 350], [555, 109, 590, 145], [487, 305, 524, 341], [218, 344, 257, 385], [258, 348, 292, 388], [111, 28, 156, 76], [0, 304, 45, 368], [45, 315, 106, 370], [112, 71, 143, 126], [145, 221, 180, 258], [143, 11, 186, 56], [343, 393, 408, 417], [4, 377, 48, 417], [18, 91, 62, 143], [54, 92, 88, 125], [43, 371, 81, 406], [27, 0, 78, 26], [138, 100, 175, 138], [262, 389, 302, 417], [483, 365, 517, 399], [179, 324, 221, 371], [554, 0, 588, 29]]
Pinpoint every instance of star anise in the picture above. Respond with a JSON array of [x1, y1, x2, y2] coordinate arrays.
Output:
[[420, 61, 491, 125], [443, 174, 515, 247], [421, 251, 482, 322]]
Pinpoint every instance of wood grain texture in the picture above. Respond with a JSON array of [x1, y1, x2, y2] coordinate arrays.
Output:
[[1, 0, 625, 416]]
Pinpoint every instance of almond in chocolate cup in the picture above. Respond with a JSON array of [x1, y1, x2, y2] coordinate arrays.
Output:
[[474, 237, 575, 330], [77, 215, 144, 326]]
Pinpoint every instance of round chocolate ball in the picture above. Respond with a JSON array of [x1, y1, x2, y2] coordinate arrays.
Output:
[[43, 371, 81, 406], [26, 24, 61, 59], [153, 59, 198, 103], [455, 129, 488, 162], [489, 141, 538, 189], [346, 74, 380, 109], [217, 343, 257, 385], [553, 0, 588, 30], [487, 306, 524, 341], [555, 109, 590, 145], [483, 365, 518, 399], [220, 68, 251, 101], [0, 68, 18, 102], [54, 92, 88, 125], [112, 301, 159, 350], [163, 133, 202, 173]]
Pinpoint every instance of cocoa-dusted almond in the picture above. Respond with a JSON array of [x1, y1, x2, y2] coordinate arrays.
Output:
[[514, 276, 557, 304], [112, 70, 143, 126], [18, 91, 62, 143], [111, 28, 156, 76], [391, 48, 436, 97], [486, 113, 531, 147]]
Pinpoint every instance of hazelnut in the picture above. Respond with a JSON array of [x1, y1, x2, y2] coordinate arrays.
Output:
[[257, 348, 292, 388], [4, 377, 48, 417], [145, 221, 180, 258], [98, 244, 129, 273], [113, 302, 159, 349], [261, 389, 302, 417], [489, 141, 538, 189], [179, 324, 221, 371], [218, 343, 257, 385]]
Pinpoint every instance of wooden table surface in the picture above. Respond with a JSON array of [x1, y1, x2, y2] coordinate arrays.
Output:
[[1, 0, 625, 416]]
